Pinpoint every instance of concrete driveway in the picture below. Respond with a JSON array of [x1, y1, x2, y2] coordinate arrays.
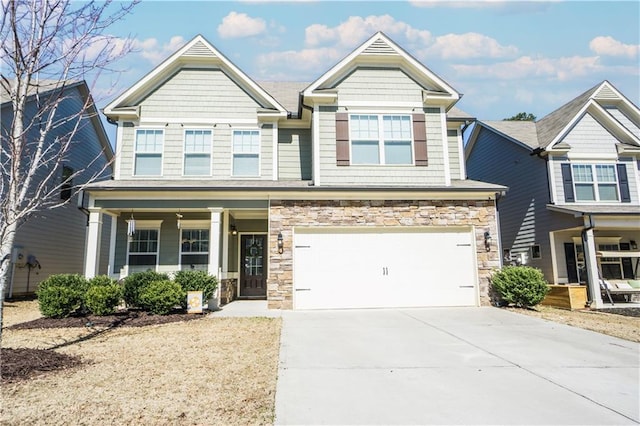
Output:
[[275, 307, 639, 425]]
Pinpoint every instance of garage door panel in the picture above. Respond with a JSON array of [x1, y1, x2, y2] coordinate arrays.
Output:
[[293, 229, 477, 309]]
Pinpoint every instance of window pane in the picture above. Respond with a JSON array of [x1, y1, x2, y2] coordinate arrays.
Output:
[[181, 254, 209, 271], [598, 184, 618, 201], [136, 129, 163, 152], [575, 183, 595, 201], [135, 154, 162, 175], [233, 153, 259, 176], [384, 141, 412, 164], [352, 141, 380, 164], [572, 165, 593, 183], [383, 115, 411, 140], [596, 165, 616, 182], [233, 130, 259, 153], [185, 130, 211, 153], [184, 154, 211, 176], [351, 115, 378, 140]]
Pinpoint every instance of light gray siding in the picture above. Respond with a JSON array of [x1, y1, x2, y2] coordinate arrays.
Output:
[[562, 112, 619, 155], [336, 68, 424, 103], [318, 106, 446, 186], [466, 127, 579, 282], [118, 68, 276, 180], [278, 128, 312, 180], [447, 129, 461, 180]]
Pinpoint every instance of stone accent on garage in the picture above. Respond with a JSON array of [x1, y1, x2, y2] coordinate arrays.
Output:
[[267, 200, 500, 309]]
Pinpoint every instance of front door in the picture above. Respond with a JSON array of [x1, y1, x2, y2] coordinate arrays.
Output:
[[240, 234, 267, 298]]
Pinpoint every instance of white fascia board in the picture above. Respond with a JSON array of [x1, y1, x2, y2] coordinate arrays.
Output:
[[104, 35, 287, 117]]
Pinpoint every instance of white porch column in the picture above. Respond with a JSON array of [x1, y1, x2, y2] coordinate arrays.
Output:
[[221, 210, 229, 276], [84, 208, 103, 279], [208, 208, 223, 279], [582, 220, 603, 308]]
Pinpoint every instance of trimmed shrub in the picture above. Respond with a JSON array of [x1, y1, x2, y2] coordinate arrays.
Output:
[[37, 274, 90, 317], [490, 266, 549, 308], [85, 284, 123, 316], [139, 280, 183, 315], [173, 270, 218, 309], [37, 286, 84, 318], [88, 275, 117, 287], [123, 271, 169, 308]]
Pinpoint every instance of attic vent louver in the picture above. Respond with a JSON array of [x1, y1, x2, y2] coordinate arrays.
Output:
[[594, 85, 617, 100], [363, 39, 398, 55], [184, 41, 217, 58]]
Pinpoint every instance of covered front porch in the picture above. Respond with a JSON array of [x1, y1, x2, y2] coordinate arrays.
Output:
[[83, 200, 271, 303], [548, 205, 640, 308]]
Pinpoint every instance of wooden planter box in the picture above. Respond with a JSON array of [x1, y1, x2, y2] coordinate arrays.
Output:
[[541, 285, 588, 310]]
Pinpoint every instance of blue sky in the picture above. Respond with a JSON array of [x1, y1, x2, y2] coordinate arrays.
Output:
[[94, 0, 639, 135]]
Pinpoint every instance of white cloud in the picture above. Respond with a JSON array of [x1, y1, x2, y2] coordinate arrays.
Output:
[[409, 0, 554, 13], [423, 33, 518, 59], [131, 36, 186, 65], [256, 47, 344, 79], [589, 36, 639, 58], [305, 15, 431, 48], [217, 11, 267, 39], [453, 55, 602, 81]]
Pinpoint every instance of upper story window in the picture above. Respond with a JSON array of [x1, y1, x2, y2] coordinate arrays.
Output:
[[135, 129, 163, 176], [350, 114, 412, 165], [60, 165, 74, 200], [232, 130, 260, 177], [184, 130, 212, 176], [572, 164, 618, 202]]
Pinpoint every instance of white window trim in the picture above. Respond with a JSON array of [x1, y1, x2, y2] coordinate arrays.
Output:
[[179, 225, 210, 271], [571, 163, 620, 203], [134, 128, 164, 177], [126, 222, 162, 273], [231, 128, 261, 177], [348, 113, 414, 166], [182, 128, 213, 177]]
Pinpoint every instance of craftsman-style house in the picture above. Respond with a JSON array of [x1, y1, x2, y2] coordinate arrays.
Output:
[[465, 81, 640, 308], [84, 32, 505, 309]]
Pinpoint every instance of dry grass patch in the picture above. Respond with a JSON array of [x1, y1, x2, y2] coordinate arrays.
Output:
[[506, 305, 640, 343], [2, 301, 281, 425]]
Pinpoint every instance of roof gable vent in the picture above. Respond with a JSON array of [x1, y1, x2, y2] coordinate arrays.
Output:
[[184, 40, 217, 58], [363, 38, 398, 55], [594, 84, 618, 100]]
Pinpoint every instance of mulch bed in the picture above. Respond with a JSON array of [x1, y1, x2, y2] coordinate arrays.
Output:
[[2, 309, 207, 384], [7, 309, 206, 330], [598, 307, 640, 317]]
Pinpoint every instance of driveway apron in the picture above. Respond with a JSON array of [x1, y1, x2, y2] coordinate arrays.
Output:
[[275, 307, 639, 425]]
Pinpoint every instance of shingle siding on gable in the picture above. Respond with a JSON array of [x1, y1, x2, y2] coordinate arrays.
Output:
[[139, 68, 262, 119], [278, 128, 312, 180], [562, 112, 619, 155], [447, 129, 461, 180], [336, 68, 424, 103]]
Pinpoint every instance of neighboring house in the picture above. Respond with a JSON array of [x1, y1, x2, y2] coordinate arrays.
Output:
[[465, 81, 640, 308], [84, 32, 505, 310], [1, 80, 114, 297]]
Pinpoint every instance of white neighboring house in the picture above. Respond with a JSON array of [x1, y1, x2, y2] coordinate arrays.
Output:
[[466, 81, 640, 308], [1, 80, 114, 297]]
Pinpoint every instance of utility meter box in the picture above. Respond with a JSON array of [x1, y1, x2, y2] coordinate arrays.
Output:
[[12, 247, 26, 267]]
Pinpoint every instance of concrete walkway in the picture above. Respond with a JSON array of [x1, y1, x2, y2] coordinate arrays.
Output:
[[275, 307, 640, 425]]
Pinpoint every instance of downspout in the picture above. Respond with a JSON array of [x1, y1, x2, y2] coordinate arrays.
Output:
[[77, 189, 90, 226]]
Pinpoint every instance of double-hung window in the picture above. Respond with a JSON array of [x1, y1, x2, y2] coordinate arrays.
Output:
[[232, 130, 260, 176], [128, 228, 159, 273], [572, 164, 618, 202], [184, 130, 212, 176], [135, 129, 163, 176], [350, 114, 412, 165], [180, 228, 209, 271]]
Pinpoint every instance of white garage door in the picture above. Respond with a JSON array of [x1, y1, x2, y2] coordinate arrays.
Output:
[[293, 227, 478, 310]]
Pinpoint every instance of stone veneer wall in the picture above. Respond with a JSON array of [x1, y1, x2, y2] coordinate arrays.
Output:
[[268, 199, 500, 309]]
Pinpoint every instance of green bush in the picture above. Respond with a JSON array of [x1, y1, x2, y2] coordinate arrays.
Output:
[[123, 271, 169, 308], [37, 286, 84, 318], [37, 274, 90, 316], [173, 270, 218, 309], [490, 266, 549, 308], [85, 284, 123, 316], [88, 275, 117, 287], [138, 280, 183, 315]]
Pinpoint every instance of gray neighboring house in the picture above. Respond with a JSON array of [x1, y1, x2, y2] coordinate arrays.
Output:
[[465, 81, 640, 308], [1, 80, 114, 297], [84, 32, 505, 310]]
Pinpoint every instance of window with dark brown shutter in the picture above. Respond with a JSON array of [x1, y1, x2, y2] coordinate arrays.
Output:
[[412, 113, 428, 166], [335, 113, 350, 166]]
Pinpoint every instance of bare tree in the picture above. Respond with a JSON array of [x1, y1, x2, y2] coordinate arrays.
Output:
[[0, 0, 137, 340]]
